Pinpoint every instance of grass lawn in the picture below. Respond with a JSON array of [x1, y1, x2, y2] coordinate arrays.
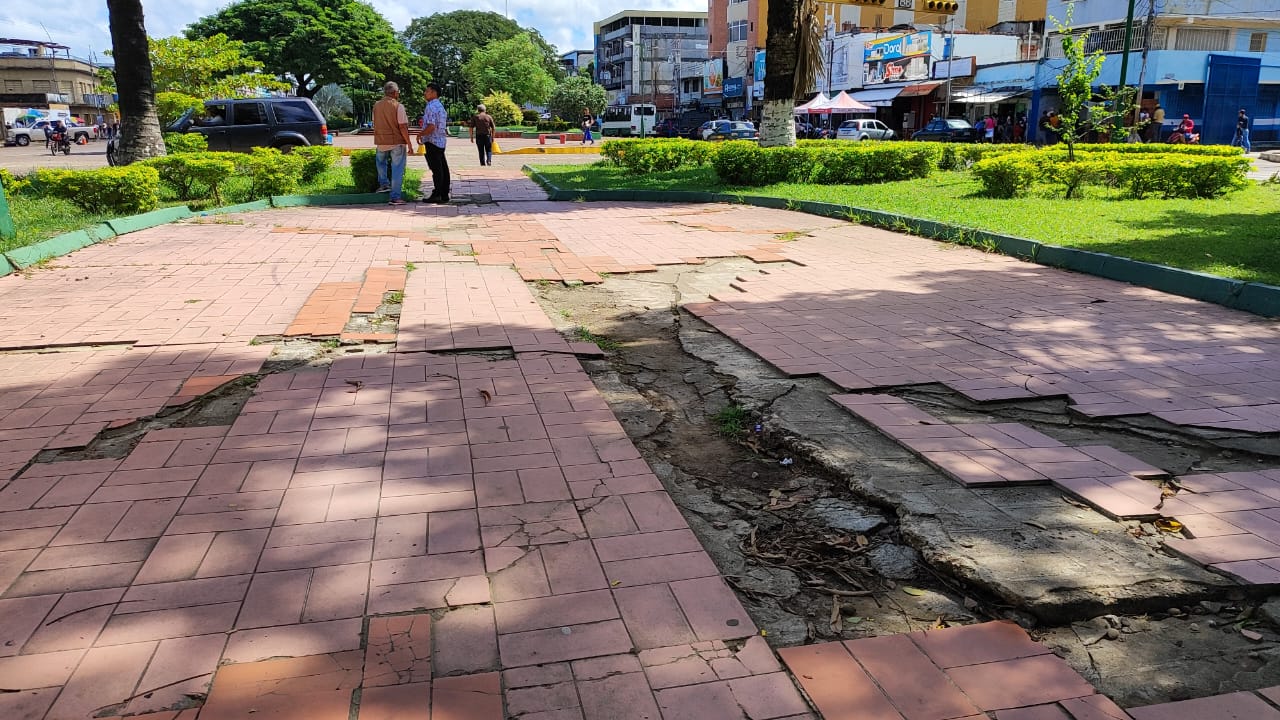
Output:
[[2, 166, 423, 255], [534, 164, 1280, 286]]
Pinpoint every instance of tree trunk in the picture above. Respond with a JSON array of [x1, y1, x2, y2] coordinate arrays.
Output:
[[761, 0, 799, 148], [107, 0, 166, 164]]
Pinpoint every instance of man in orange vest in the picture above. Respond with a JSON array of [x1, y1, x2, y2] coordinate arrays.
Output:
[[373, 81, 414, 205]]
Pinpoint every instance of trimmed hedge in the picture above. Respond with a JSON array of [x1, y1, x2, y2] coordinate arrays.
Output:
[[350, 149, 378, 193], [245, 147, 305, 198], [163, 132, 209, 154], [601, 138, 717, 173], [972, 150, 1251, 199], [1, 168, 28, 196], [139, 153, 237, 202], [713, 141, 936, 186], [293, 146, 341, 182], [31, 166, 160, 214]]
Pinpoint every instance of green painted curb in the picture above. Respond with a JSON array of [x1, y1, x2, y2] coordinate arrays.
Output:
[[106, 206, 193, 235], [1234, 283, 1280, 317], [270, 193, 387, 207], [86, 223, 117, 242], [4, 229, 95, 268], [1096, 255, 1245, 305], [0, 254, 13, 277], [204, 199, 272, 215]]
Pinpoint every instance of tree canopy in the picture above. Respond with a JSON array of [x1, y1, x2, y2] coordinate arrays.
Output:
[[401, 10, 561, 100], [463, 34, 556, 107], [186, 0, 427, 98], [547, 76, 607, 121]]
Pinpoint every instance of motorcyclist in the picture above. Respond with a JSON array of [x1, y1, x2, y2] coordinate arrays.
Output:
[[1177, 114, 1196, 142]]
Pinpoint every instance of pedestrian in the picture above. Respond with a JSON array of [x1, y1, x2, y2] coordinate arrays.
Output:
[[1048, 111, 1062, 145], [1233, 108, 1251, 152], [983, 115, 996, 143], [470, 102, 495, 165], [580, 107, 594, 145], [1151, 103, 1165, 142], [372, 81, 413, 205], [1137, 107, 1151, 143], [417, 81, 450, 204]]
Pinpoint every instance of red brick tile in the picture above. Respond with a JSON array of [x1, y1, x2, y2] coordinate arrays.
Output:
[[98, 601, 240, 645], [258, 538, 373, 571], [304, 562, 369, 621], [1126, 691, 1280, 720], [432, 605, 499, 675], [0, 647, 86, 689], [507, 681, 581, 718], [47, 641, 157, 720], [50, 501, 132, 545], [777, 641, 903, 720], [8, 559, 141, 597], [910, 620, 1051, 669], [108, 498, 184, 541], [499, 618, 633, 667], [995, 706, 1072, 720], [623, 492, 689, 533], [1058, 694, 1133, 720], [197, 528, 270, 578], [947, 654, 1096, 711], [613, 584, 697, 650], [24, 587, 126, 653], [728, 672, 812, 719], [668, 576, 756, 641], [358, 682, 430, 720], [576, 668, 662, 720], [117, 575, 250, 614], [364, 614, 432, 687], [0, 688, 56, 719], [432, 672, 503, 720], [654, 681, 745, 720], [222, 617, 364, 663], [592, 529, 704, 563], [238, 569, 311, 628], [134, 532, 216, 584], [125, 633, 226, 715], [844, 633, 982, 720], [542, 539, 608, 595], [428, 508, 482, 553], [29, 538, 152, 571], [495, 589, 619, 635], [199, 651, 362, 720], [603, 552, 719, 588], [0, 594, 59, 657]]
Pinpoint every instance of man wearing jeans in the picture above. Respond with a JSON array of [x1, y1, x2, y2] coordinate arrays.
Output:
[[373, 81, 413, 205], [418, 82, 450, 203], [1234, 108, 1252, 152]]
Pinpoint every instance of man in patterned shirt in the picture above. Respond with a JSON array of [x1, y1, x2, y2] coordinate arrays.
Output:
[[418, 82, 450, 204]]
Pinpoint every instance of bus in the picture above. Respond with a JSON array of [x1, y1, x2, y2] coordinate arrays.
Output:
[[601, 104, 657, 137]]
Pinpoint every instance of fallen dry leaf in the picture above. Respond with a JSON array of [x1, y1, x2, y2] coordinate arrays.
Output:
[[902, 586, 926, 597], [855, 535, 869, 547], [479, 389, 492, 404], [1242, 628, 1264, 642]]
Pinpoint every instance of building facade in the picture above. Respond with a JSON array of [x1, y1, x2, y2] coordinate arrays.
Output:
[[593, 10, 710, 111], [559, 50, 595, 77], [0, 39, 111, 124]]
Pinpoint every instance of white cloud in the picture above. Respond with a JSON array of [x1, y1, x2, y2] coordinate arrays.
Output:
[[15, 0, 707, 66]]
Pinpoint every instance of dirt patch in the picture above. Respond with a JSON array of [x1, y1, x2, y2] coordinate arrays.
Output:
[[531, 260, 1280, 707]]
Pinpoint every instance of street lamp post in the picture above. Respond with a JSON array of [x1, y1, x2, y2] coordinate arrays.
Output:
[[942, 17, 955, 120]]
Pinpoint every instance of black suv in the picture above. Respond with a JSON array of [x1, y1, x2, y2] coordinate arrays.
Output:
[[169, 97, 329, 152]]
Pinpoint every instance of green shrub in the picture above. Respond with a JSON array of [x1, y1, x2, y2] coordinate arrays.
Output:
[[350, 149, 378, 193], [293, 146, 341, 182], [714, 141, 934, 187], [711, 141, 767, 185], [163, 132, 209, 154], [0, 168, 29, 197], [522, 109, 540, 125], [971, 154, 1041, 198], [156, 92, 205, 126], [139, 153, 237, 202], [35, 166, 160, 214], [1111, 155, 1251, 199], [1071, 142, 1243, 157], [242, 147, 304, 198], [601, 138, 719, 173], [536, 120, 573, 132], [481, 91, 522, 127]]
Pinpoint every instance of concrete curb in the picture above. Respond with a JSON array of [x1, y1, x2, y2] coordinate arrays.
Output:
[[525, 167, 1280, 318], [270, 192, 387, 207], [106, 206, 193, 236]]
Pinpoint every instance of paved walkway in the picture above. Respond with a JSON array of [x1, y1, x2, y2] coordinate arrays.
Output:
[[2, 165, 1280, 719]]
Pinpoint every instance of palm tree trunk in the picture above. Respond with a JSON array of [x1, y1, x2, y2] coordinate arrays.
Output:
[[107, 0, 166, 164], [760, 0, 800, 148]]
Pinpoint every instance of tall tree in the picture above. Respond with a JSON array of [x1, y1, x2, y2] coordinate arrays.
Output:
[[149, 34, 290, 98], [1051, 7, 1134, 165], [401, 11, 561, 101], [760, 0, 823, 148], [463, 34, 556, 107], [106, 0, 166, 163], [187, 0, 425, 98], [547, 76, 607, 121]]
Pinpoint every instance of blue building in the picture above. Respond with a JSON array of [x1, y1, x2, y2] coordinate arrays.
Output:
[[974, 0, 1278, 143]]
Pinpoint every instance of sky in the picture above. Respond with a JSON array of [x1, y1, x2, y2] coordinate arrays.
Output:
[[3, 0, 706, 65]]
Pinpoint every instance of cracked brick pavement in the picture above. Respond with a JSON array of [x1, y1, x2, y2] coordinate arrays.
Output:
[[5, 167, 1280, 718]]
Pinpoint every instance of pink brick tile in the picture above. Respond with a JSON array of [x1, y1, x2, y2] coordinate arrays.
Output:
[[125, 633, 226, 715], [6, 559, 140, 598], [432, 672, 503, 720], [505, 662, 574, 688], [499, 618, 634, 667], [727, 673, 813, 719], [1058, 694, 1133, 720], [507, 681, 582, 718], [910, 620, 1051, 669], [130, 532, 214, 584], [23, 587, 125, 653], [358, 682, 431, 720], [614, 584, 697, 650], [844, 634, 982, 719], [428, 508, 482, 553], [639, 644, 716, 689], [778, 641, 903, 720], [603, 552, 720, 587], [576, 667, 663, 720], [432, 605, 499, 675], [167, 507, 279, 534], [0, 647, 86, 689], [257, 538, 373, 572], [578, 496, 639, 538], [50, 501, 132, 546], [47, 642, 156, 719], [238, 569, 311, 628], [29, 538, 152, 571], [197, 528, 270, 578], [669, 576, 756, 641], [542, 539, 608, 595], [947, 654, 1096, 711], [1210, 560, 1280, 584], [0, 688, 56, 719], [97, 601, 240, 645], [304, 562, 369, 621], [379, 490, 476, 516], [117, 575, 250, 614], [0, 594, 59, 657], [268, 518, 375, 548], [364, 614, 432, 687], [222, 617, 364, 663], [1127, 692, 1280, 719], [623, 492, 689, 533], [995, 705, 1074, 720], [374, 513, 428, 560], [107, 498, 184, 541], [1163, 534, 1280, 565], [592, 529, 705, 562], [495, 589, 619, 635], [654, 681, 746, 720]]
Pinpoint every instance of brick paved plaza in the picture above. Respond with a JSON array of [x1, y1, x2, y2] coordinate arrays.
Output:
[[2, 164, 1280, 719]]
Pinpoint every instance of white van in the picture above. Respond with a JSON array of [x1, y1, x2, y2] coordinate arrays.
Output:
[[600, 104, 657, 137]]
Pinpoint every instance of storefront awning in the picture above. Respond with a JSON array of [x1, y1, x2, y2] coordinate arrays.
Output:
[[949, 88, 1029, 104], [848, 86, 904, 107], [898, 81, 944, 98]]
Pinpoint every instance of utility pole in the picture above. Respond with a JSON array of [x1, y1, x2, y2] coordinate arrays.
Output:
[[1115, 0, 1139, 137], [942, 17, 955, 120], [1134, 0, 1158, 139]]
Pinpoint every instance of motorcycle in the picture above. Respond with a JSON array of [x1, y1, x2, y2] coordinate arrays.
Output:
[[1168, 130, 1200, 145], [49, 130, 71, 155]]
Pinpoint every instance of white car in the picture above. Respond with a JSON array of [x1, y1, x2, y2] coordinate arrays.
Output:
[[836, 119, 895, 141]]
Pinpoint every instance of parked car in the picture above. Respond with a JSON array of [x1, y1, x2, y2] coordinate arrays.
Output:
[[911, 118, 981, 143], [698, 120, 758, 141], [168, 97, 329, 152], [4, 119, 97, 146], [836, 119, 895, 141]]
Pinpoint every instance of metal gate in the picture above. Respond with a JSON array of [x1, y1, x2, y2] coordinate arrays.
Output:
[[1203, 54, 1260, 145]]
